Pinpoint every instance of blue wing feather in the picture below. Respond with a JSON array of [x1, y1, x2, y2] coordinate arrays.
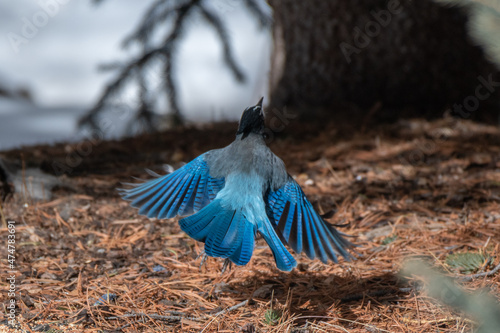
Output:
[[143, 172, 188, 218], [120, 154, 225, 219], [265, 176, 353, 263], [288, 205, 302, 254], [125, 171, 184, 210], [192, 174, 207, 211], [300, 204, 315, 259], [258, 220, 297, 271], [158, 173, 191, 218], [178, 174, 201, 215], [304, 205, 328, 263]]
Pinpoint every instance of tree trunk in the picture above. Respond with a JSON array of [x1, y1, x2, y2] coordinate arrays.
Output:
[[268, 0, 500, 123]]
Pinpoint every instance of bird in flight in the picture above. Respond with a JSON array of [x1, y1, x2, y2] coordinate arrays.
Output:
[[120, 98, 353, 271]]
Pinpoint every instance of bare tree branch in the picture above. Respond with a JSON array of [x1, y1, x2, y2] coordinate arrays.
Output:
[[199, 5, 246, 82], [80, 0, 268, 133], [244, 0, 272, 28]]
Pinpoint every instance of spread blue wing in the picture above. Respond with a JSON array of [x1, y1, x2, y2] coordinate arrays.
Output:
[[120, 153, 225, 219], [266, 176, 353, 263]]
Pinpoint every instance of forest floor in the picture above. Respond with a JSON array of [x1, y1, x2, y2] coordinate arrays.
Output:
[[1, 116, 500, 332]]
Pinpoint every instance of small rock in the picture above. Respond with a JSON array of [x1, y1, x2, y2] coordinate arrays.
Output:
[[33, 324, 50, 332], [304, 179, 314, 186], [153, 264, 167, 273], [252, 284, 274, 298], [93, 293, 117, 306], [40, 272, 58, 280], [214, 282, 232, 294], [240, 323, 255, 333]]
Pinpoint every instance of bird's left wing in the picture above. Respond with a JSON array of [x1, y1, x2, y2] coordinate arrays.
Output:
[[120, 153, 225, 219], [266, 176, 353, 264]]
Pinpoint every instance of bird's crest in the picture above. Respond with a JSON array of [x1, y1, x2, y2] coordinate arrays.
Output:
[[236, 97, 265, 139]]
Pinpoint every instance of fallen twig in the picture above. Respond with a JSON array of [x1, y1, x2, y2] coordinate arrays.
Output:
[[210, 299, 249, 318], [200, 300, 249, 333], [106, 299, 249, 325], [401, 316, 476, 325], [106, 313, 202, 322], [458, 262, 500, 282]]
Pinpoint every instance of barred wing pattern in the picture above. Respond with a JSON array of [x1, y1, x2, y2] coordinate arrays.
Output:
[[266, 177, 352, 263], [120, 154, 225, 219]]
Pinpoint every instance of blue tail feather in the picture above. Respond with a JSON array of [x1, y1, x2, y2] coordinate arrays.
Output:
[[205, 209, 240, 257], [179, 200, 221, 241], [180, 200, 258, 266], [229, 221, 255, 266]]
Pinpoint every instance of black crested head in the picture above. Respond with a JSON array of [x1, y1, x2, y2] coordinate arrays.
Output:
[[236, 97, 265, 140]]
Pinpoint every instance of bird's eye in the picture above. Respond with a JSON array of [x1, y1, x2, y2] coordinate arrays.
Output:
[[263, 132, 269, 140]]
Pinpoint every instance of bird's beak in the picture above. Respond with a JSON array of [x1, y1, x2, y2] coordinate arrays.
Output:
[[256, 97, 264, 116], [256, 97, 264, 109]]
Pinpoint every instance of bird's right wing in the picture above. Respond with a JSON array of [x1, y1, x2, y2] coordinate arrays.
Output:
[[120, 153, 225, 219], [265, 176, 353, 264]]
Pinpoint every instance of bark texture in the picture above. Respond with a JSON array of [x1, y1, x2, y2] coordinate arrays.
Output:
[[268, 0, 500, 123]]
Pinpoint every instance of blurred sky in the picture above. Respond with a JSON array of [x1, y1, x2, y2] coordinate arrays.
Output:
[[0, 0, 272, 149]]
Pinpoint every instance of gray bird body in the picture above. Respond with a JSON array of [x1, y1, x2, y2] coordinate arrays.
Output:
[[121, 99, 353, 271], [205, 133, 288, 192]]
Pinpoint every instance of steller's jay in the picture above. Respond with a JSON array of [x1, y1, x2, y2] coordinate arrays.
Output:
[[120, 98, 353, 271]]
